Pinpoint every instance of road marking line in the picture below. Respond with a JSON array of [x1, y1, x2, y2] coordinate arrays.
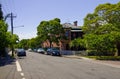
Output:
[[16, 60, 22, 72], [20, 73, 24, 76]]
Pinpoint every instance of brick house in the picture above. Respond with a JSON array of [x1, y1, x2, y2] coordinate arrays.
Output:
[[42, 21, 84, 51]]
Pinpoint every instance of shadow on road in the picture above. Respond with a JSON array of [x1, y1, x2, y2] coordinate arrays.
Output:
[[17, 57, 26, 59], [0, 54, 16, 67]]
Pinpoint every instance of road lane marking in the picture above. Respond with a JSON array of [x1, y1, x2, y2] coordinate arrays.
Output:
[[20, 73, 24, 76], [15, 60, 26, 79], [16, 60, 22, 72]]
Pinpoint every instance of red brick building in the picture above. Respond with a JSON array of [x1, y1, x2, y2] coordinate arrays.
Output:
[[42, 21, 84, 50]]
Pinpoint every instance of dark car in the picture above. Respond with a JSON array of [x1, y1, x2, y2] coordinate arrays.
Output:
[[16, 49, 26, 56], [46, 48, 61, 56]]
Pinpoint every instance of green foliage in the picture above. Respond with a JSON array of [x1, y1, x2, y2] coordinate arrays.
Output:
[[83, 13, 100, 34], [16, 39, 29, 49], [28, 37, 42, 49], [83, 2, 120, 56], [85, 56, 120, 60], [86, 50, 98, 56], [37, 18, 65, 47], [96, 56, 120, 60], [0, 20, 8, 56], [95, 2, 120, 27], [71, 2, 120, 56], [11, 34, 19, 44], [70, 38, 85, 48], [15, 36, 43, 49], [0, 5, 19, 56]]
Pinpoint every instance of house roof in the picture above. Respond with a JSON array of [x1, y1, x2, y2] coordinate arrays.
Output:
[[62, 23, 81, 29]]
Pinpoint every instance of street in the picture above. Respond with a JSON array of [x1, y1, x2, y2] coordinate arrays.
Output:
[[0, 51, 120, 79]]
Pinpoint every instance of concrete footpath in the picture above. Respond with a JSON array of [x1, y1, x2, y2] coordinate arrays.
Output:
[[0, 54, 22, 79], [63, 55, 120, 68], [0, 54, 15, 66]]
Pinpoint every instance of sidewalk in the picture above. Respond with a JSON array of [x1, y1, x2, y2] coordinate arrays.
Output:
[[0, 54, 21, 79], [63, 55, 120, 68], [0, 53, 16, 66]]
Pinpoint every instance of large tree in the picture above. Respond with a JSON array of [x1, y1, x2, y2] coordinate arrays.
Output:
[[71, 2, 120, 56], [17, 39, 29, 49], [0, 4, 19, 57], [83, 2, 120, 56], [37, 18, 65, 48], [27, 37, 42, 49], [0, 4, 8, 56], [0, 20, 8, 56]]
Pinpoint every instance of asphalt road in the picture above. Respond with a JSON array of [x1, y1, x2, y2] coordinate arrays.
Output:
[[0, 51, 120, 79], [15, 51, 120, 79]]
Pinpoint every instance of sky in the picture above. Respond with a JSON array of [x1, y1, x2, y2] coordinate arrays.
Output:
[[0, 0, 120, 40]]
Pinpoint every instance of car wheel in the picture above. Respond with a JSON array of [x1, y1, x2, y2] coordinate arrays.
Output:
[[51, 53, 53, 56]]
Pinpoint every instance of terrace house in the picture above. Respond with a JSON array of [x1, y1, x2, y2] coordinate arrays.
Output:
[[42, 21, 84, 51]]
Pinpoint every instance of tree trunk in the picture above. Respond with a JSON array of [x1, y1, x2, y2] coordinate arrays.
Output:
[[117, 42, 120, 56], [50, 41, 52, 48]]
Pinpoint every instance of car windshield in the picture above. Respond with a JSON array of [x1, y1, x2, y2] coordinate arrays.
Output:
[[52, 48, 56, 50], [52, 48, 59, 51], [38, 48, 44, 50], [18, 49, 25, 52]]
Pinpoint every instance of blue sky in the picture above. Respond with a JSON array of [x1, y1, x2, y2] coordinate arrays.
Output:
[[0, 0, 119, 40]]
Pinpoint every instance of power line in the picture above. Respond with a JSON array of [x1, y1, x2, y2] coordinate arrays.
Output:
[[9, 0, 13, 12], [0, 1, 7, 15], [11, 0, 17, 14], [3, 0, 9, 12], [1, 0, 17, 56], [1, 0, 14, 15]]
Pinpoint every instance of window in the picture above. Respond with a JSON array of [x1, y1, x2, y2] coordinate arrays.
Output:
[[65, 30, 69, 37]]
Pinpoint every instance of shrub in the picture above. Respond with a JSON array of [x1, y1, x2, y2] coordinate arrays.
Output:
[[96, 56, 120, 60], [86, 50, 98, 56]]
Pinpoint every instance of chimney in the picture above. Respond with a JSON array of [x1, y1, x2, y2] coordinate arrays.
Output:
[[74, 21, 77, 26]]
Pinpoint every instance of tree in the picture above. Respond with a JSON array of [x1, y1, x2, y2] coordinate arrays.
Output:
[[0, 4, 9, 56], [17, 39, 29, 49], [0, 4, 19, 56], [71, 2, 120, 56], [28, 37, 41, 49], [37, 18, 65, 48], [0, 4, 3, 20], [0, 20, 8, 56], [82, 2, 120, 56]]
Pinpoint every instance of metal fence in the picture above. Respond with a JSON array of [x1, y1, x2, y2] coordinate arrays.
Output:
[[61, 50, 86, 56]]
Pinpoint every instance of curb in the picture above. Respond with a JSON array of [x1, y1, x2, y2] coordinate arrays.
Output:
[[63, 55, 120, 68]]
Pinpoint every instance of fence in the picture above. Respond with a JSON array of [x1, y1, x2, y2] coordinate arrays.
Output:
[[61, 50, 86, 56]]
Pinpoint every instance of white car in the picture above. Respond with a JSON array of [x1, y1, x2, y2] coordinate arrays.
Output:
[[37, 48, 45, 54]]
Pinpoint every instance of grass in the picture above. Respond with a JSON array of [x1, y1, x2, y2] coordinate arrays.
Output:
[[84, 56, 120, 60]]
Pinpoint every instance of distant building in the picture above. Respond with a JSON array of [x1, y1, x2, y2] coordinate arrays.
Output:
[[42, 21, 84, 50]]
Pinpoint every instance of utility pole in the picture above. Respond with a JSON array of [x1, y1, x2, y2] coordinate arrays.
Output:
[[10, 12, 16, 57], [11, 13, 14, 57], [11, 13, 14, 35], [5, 12, 16, 57]]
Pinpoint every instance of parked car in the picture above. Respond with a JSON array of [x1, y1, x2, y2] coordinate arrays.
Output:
[[16, 49, 26, 56], [37, 48, 45, 54], [46, 48, 61, 56], [33, 48, 37, 52], [28, 48, 32, 52]]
